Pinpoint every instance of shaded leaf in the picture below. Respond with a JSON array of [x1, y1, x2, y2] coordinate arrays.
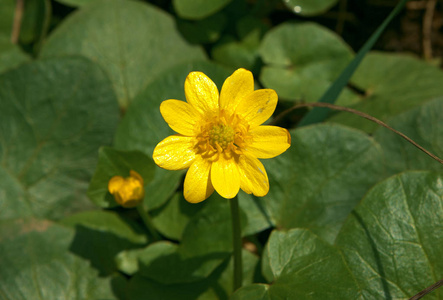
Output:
[[283, 0, 338, 16], [173, 0, 232, 20], [0, 35, 30, 74]]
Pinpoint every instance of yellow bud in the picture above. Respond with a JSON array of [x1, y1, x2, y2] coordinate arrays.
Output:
[[108, 170, 144, 208]]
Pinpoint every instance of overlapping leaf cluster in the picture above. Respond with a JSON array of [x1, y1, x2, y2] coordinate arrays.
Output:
[[0, 0, 442, 299]]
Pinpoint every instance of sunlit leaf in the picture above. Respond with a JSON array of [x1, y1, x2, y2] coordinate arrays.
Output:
[[234, 172, 443, 299], [262, 124, 384, 243], [0, 219, 117, 299], [41, 0, 206, 108], [328, 52, 443, 133], [259, 22, 356, 104], [0, 57, 118, 220]]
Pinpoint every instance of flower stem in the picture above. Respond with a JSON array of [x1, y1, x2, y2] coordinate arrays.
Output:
[[230, 196, 243, 291], [136, 204, 161, 241]]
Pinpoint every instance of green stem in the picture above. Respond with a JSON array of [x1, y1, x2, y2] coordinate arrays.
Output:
[[230, 196, 243, 291], [136, 204, 161, 241]]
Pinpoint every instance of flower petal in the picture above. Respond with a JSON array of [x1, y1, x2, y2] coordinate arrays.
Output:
[[220, 68, 254, 113], [211, 155, 240, 199], [245, 126, 291, 159], [160, 100, 200, 136], [238, 154, 269, 197], [184, 156, 214, 203], [153, 135, 196, 170], [185, 72, 219, 115], [235, 89, 278, 128]]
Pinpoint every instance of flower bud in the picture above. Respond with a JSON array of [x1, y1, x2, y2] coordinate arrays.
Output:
[[108, 170, 144, 208]]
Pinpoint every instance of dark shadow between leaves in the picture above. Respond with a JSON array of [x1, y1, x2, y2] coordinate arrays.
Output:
[[68, 225, 142, 277], [138, 249, 231, 285]]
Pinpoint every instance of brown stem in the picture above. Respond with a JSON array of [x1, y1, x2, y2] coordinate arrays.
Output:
[[11, 0, 24, 44], [271, 102, 443, 165], [422, 0, 436, 60], [409, 278, 443, 300]]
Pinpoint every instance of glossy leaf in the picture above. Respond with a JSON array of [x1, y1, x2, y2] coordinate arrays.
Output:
[[234, 172, 443, 299], [263, 124, 385, 243], [40, 0, 206, 108], [259, 22, 355, 103], [0, 57, 118, 220], [87, 147, 155, 208], [328, 52, 443, 133], [0, 219, 117, 299], [283, 0, 338, 16], [374, 97, 443, 175]]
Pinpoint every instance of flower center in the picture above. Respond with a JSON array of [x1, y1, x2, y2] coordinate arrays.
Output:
[[208, 124, 235, 150]]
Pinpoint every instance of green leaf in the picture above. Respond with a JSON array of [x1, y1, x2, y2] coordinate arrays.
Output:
[[263, 124, 384, 243], [54, 0, 96, 7], [283, 0, 338, 16], [328, 52, 443, 133], [151, 192, 205, 241], [299, 0, 411, 126], [234, 171, 443, 299], [40, 0, 206, 108], [61, 210, 146, 276], [0, 218, 117, 299], [87, 147, 155, 208], [212, 16, 268, 72], [114, 61, 232, 209], [177, 13, 227, 44], [0, 0, 15, 37], [123, 250, 258, 300], [18, 0, 51, 51], [374, 97, 443, 175], [0, 57, 119, 220], [259, 22, 355, 103], [0, 35, 30, 74], [173, 0, 232, 20]]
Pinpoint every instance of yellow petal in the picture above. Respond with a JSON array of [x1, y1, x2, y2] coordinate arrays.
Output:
[[245, 126, 291, 158], [220, 68, 254, 113], [185, 72, 219, 115], [238, 154, 269, 197], [160, 100, 200, 136], [235, 89, 278, 128], [108, 176, 124, 194], [184, 156, 214, 203], [153, 135, 196, 170], [211, 155, 240, 199]]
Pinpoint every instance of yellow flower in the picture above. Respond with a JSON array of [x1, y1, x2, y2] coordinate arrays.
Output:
[[153, 68, 291, 203], [108, 170, 144, 208]]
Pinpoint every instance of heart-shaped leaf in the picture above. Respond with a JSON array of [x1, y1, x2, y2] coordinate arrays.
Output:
[[0, 57, 118, 220]]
